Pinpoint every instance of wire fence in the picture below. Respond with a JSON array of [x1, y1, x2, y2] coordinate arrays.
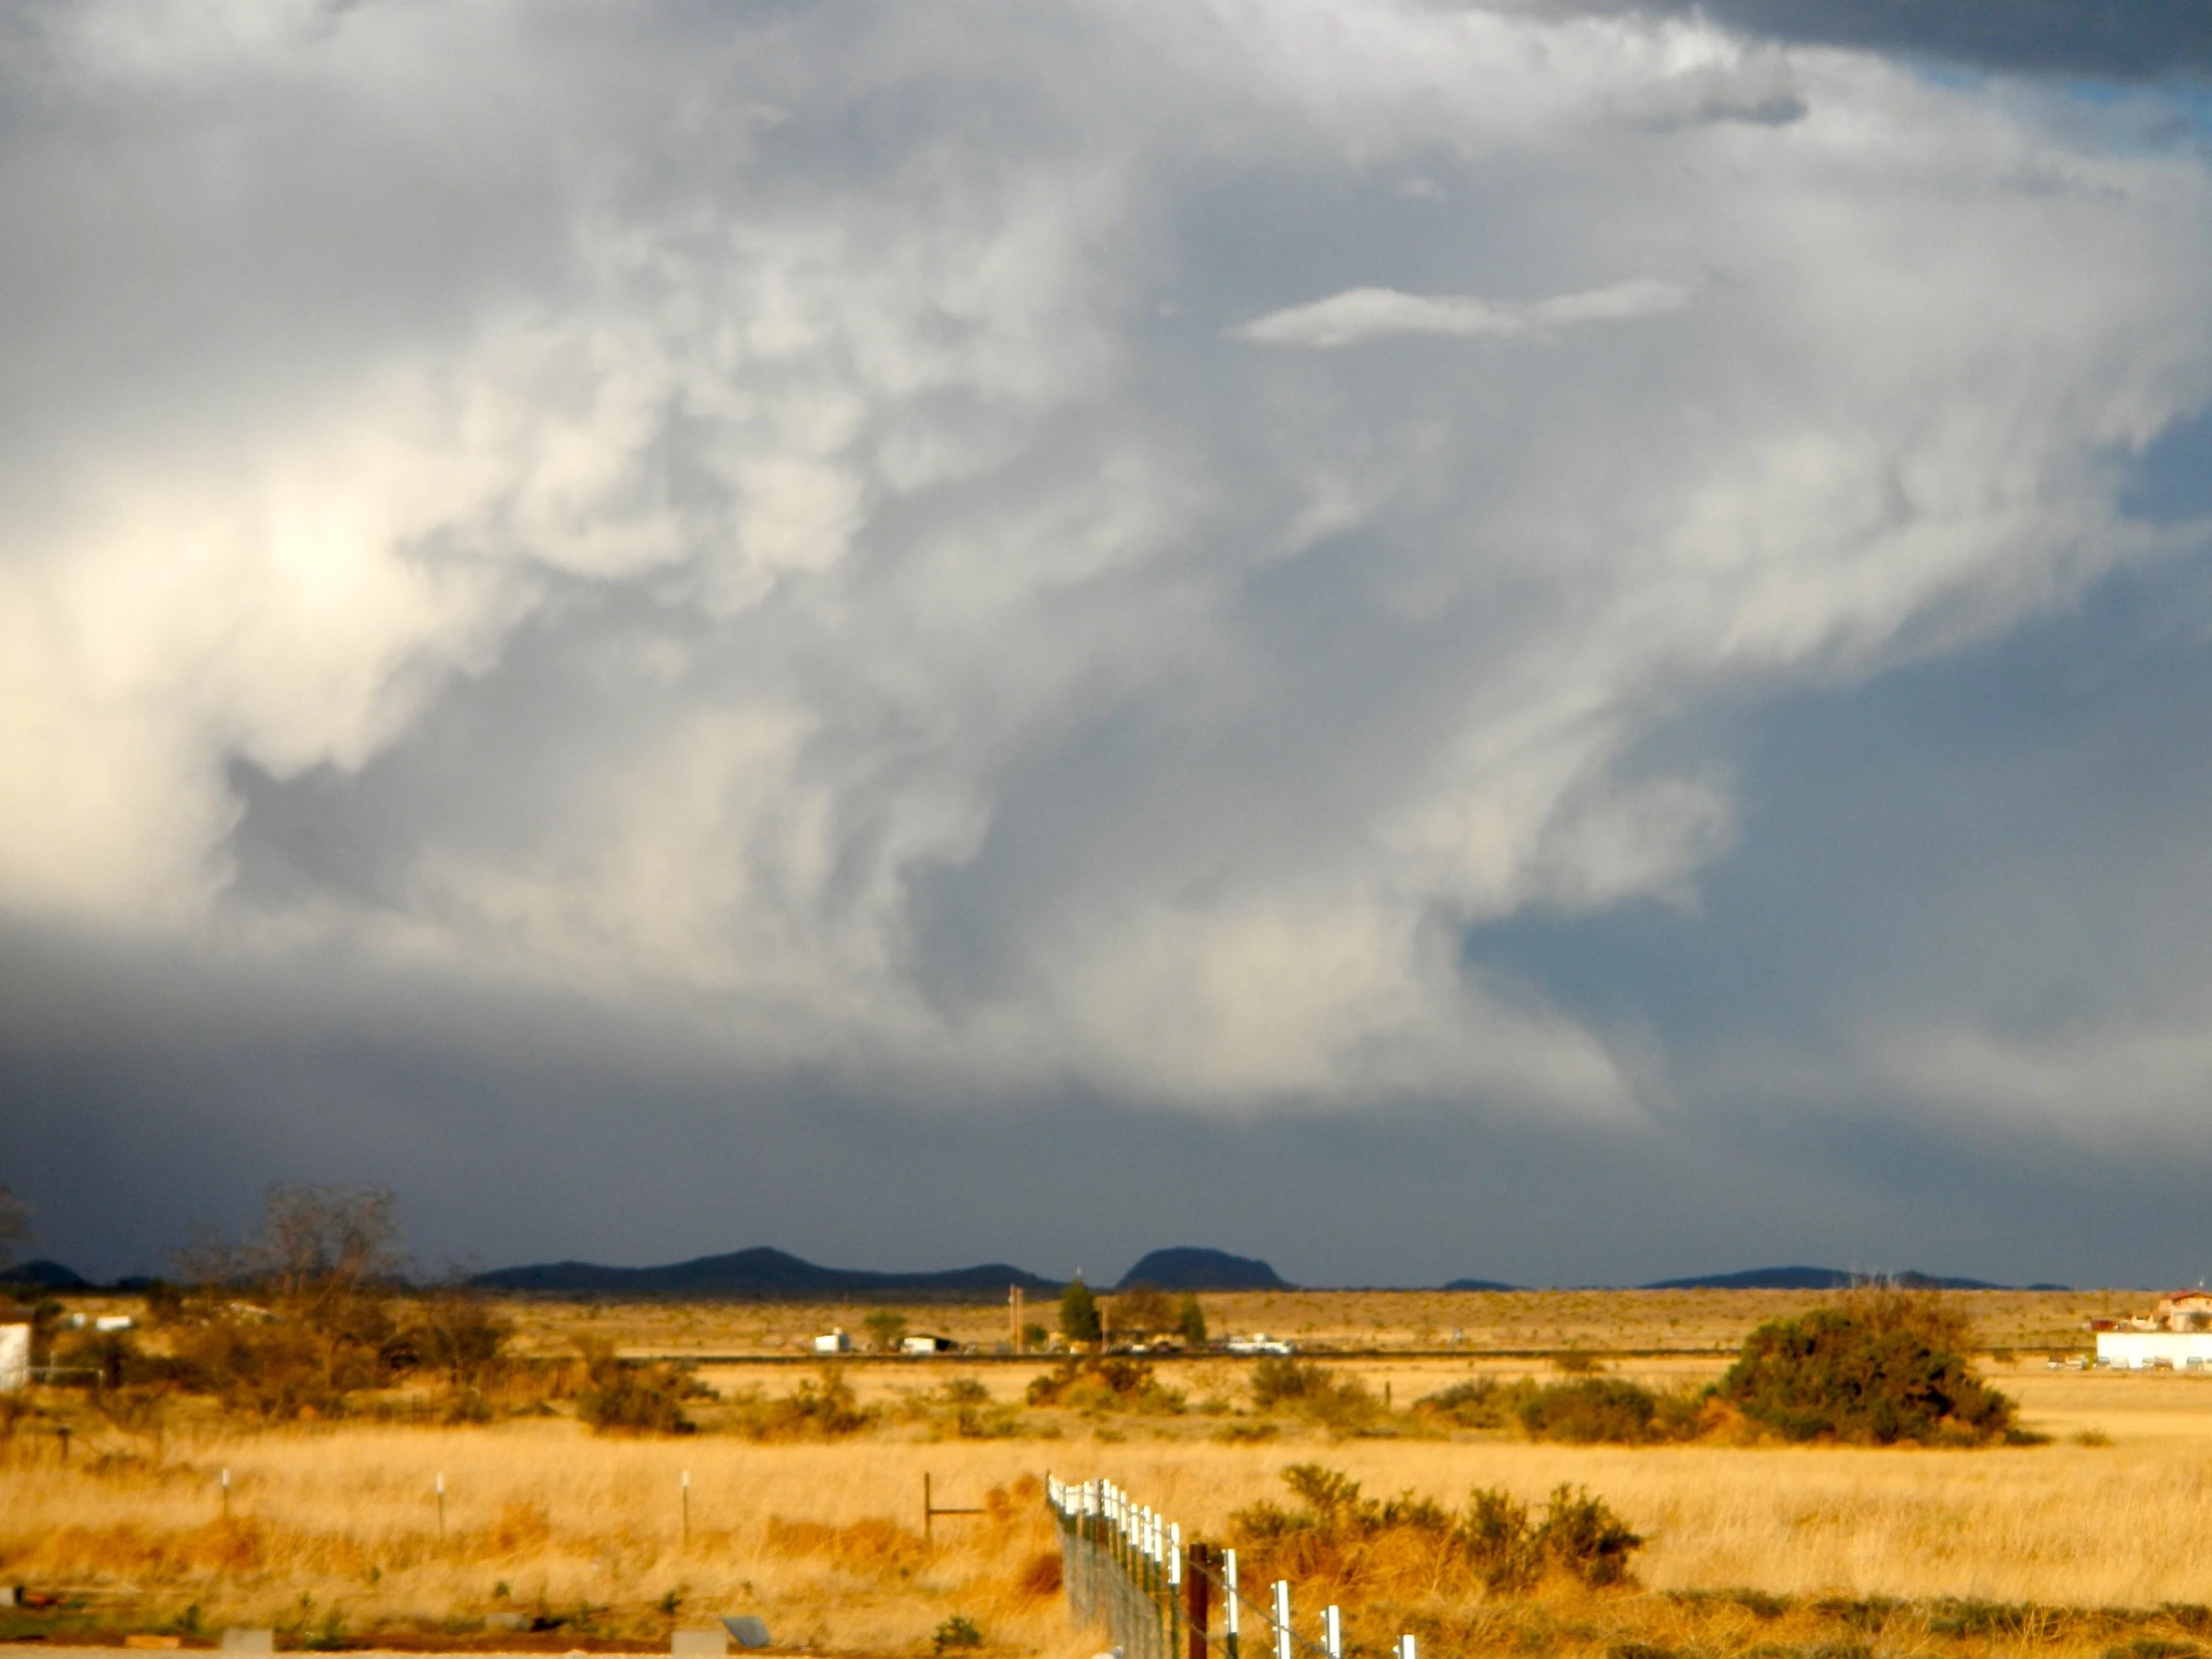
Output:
[[1047, 1476, 1415, 1659]]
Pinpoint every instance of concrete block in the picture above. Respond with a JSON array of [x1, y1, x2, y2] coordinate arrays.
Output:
[[722, 1616, 772, 1649], [673, 1629, 730, 1658], [220, 1630, 275, 1654]]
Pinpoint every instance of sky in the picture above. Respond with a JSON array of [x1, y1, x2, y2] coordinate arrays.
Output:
[[6, 0, 2212, 1290]]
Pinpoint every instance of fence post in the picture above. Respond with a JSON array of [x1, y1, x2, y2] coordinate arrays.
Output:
[[1223, 1550, 1241, 1659], [1167, 1522, 1182, 1659], [1324, 1606, 1342, 1659], [1272, 1581, 1292, 1659], [1398, 1637, 1416, 1659], [1186, 1542, 1211, 1659]]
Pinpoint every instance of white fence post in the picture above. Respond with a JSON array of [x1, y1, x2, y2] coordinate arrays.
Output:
[[1324, 1606, 1342, 1659], [1273, 1581, 1293, 1659]]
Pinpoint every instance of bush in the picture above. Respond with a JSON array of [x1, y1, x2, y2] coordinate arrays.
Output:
[[933, 1616, 984, 1654], [1516, 1378, 1661, 1444], [1718, 1287, 2019, 1445], [1026, 1355, 1184, 1414], [1417, 1376, 1698, 1444], [733, 1366, 874, 1439], [576, 1346, 702, 1435], [1229, 1463, 1642, 1598], [1249, 1359, 1383, 1433]]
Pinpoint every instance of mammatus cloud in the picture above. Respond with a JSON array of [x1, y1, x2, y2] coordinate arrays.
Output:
[[0, 0, 2210, 1164], [1235, 279, 1690, 348]]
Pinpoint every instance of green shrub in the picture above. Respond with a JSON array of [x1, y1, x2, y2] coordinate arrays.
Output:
[[933, 1615, 984, 1653], [732, 1366, 874, 1439], [1249, 1359, 1383, 1432], [1025, 1355, 1183, 1414], [1538, 1484, 1643, 1585], [576, 1346, 702, 1435], [1718, 1287, 2018, 1445], [1517, 1379, 1660, 1444]]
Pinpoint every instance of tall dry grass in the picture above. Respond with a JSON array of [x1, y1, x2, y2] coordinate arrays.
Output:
[[7, 1373, 2212, 1631]]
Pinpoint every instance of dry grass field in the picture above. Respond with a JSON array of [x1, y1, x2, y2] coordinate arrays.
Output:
[[499, 1289, 2120, 1362], [4, 1288, 2207, 1659]]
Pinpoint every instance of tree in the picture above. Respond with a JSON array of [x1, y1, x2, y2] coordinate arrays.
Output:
[[1113, 1284, 1174, 1337], [1060, 1277, 1101, 1345], [1175, 1293, 1207, 1347], [0, 1185, 28, 1272], [862, 1309, 908, 1353]]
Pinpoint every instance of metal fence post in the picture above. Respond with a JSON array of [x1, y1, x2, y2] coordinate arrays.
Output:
[[1324, 1606, 1342, 1659], [1224, 1550, 1241, 1659], [1272, 1581, 1292, 1659]]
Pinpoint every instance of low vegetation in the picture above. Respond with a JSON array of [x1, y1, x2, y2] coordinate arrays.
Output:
[[1717, 1286, 2028, 1445], [1231, 1462, 1642, 1594]]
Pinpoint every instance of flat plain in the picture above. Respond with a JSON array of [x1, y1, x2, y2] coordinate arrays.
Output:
[[4, 1287, 2205, 1659]]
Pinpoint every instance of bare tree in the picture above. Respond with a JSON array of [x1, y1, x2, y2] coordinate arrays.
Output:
[[252, 1182, 403, 1308]]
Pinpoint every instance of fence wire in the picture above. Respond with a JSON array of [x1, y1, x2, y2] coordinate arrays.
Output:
[[1048, 1476, 1413, 1659]]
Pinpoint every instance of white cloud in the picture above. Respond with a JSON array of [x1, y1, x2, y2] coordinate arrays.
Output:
[[1237, 278, 1690, 348], [1, 0, 2210, 1131]]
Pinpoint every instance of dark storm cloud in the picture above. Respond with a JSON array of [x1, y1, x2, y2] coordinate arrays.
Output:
[[1524, 0, 2212, 83], [6, 0, 2212, 1285]]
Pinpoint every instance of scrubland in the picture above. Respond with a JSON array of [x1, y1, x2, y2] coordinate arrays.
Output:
[[4, 1287, 2206, 1659]]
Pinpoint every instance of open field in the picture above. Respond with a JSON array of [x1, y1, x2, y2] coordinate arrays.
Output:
[[7, 1291, 2211, 1659], [461, 1289, 2126, 1362]]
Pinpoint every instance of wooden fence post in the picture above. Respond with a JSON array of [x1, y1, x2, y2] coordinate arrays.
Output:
[[1186, 1542, 1212, 1659]]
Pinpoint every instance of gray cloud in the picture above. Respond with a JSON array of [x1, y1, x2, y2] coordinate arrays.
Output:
[[4, 0, 2212, 1281]]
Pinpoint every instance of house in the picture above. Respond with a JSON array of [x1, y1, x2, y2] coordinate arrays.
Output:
[[2093, 1294, 2212, 1368], [813, 1329, 851, 1354], [900, 1334, 959, 1355]]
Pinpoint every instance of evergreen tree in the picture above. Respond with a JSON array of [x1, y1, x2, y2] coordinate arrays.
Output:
[[1175, 1293, 1208, 1346], [1060, 1276, 1102, 1344]]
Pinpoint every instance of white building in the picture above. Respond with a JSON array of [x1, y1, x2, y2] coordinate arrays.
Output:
[[813, 1329, 851, 1354], [0, 1324, 28, 1391], [2092, 1292, 2212, 1367], [900, 1334, 958, 1355], [2095, 1330, 2212, 1369]]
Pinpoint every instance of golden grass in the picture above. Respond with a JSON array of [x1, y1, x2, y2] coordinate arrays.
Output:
[[8, 1291, 2211, 1659], [444, 1288, 2121, 1362]]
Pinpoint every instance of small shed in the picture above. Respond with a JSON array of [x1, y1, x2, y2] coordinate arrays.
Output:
[[900, 1334, 958, 1355], [813, 1329, 851, 1355]]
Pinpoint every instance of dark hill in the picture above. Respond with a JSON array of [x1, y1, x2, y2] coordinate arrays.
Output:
[[1443, 1277, 1518, 1291], [2, 1258, 88, 1289], [1642, 1265, 2008, 1291], [1115, 1247, 1289, 1291], [473, 1245, 1060, 1300]]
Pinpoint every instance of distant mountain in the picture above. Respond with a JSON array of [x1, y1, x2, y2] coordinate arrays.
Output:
[[1116, 1247, 1289, 1291], [2, 1258, 88, 1289], [1443, 1278, 1518, 1291], [473, 1245, 1061, 1299], [1642, 1265, 2010, 1291]]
